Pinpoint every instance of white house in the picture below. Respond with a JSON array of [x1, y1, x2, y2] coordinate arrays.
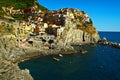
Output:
[[84, 17, 90, 23], [84, 13, 88, 18], [57, 27, 65, 36]]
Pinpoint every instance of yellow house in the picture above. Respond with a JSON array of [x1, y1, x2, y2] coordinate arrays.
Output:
[[44, 23, 48, 28], [69, 13, 74, 19], [25, 25, 32, 31], [79, 11, 84, 16]]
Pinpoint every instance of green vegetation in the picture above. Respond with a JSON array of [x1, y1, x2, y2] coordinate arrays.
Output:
[[36, 2, 48, 12], [76, 24, 82, 29], [0, 0, 48, 11], [0, 0, 48, 19], [12, 14, 29, 20], [0, 24, 15, 36], [83, 18, 93, 27], [77, 16, 83, 21]]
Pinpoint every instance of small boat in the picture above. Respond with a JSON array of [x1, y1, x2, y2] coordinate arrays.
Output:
[[80, 50, 88, 54], [53, 57, 60, 61], [59, 54, 63, 57]]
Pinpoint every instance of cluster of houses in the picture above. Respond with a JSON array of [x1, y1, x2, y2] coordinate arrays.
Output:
[[2, 6, 90, 28], [2, 6, 38, 15], [0, 6, 92, 48]]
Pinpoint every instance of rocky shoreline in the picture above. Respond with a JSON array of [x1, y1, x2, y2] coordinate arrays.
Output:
[[0, 59, 33, 80], [0, 39, 76, 80], [13, 47, 77, 63], [0, 34, 76, 80], [98, 38, 120, 49]]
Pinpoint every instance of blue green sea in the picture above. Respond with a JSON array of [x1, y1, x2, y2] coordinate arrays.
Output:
[[19, 32, 120, 80]]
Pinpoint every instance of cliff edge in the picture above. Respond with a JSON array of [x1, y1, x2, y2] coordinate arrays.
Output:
[[0, 59, 33, 80], [55, 8, 100, 45]]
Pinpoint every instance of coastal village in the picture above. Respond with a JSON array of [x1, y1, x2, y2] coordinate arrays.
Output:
[[0, 1, 100, 80], [1, 0, 120, 80], [1, 5, 91, 37], [0, 2, 102, 63], [0, 5, 97, 51]]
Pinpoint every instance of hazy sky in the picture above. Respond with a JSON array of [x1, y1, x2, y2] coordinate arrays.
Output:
[[38, 0, 120, 31]]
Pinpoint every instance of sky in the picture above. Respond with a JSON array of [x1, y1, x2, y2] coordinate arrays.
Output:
[[38, 0, 120, 31]]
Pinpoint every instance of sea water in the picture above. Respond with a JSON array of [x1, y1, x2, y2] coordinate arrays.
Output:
[[19, 32, 120, 80], [99, 32, 120, 43]]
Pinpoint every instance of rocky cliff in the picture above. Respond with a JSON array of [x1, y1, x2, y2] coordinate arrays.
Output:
[[57, 8, 100, 45], [0, 59, 33, 80], [40, 8, 100, 46], [60, 21, 100, 45]]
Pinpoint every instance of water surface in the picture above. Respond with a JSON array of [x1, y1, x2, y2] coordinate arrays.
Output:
[[19, 32, 120, 80]]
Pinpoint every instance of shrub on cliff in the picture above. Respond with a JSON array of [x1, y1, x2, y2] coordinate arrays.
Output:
[[0, 0, 48, 11], [12, 14, 29, 20]]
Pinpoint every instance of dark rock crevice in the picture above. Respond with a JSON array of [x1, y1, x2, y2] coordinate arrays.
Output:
[[83, 32, 85, 42]]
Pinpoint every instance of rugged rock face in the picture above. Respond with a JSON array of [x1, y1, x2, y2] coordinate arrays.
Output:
[[0, 59, 33, 80], [0, 34, 76, 62], [60, 21, 100, 45], [63, 29, 100, 45]]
